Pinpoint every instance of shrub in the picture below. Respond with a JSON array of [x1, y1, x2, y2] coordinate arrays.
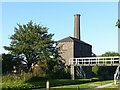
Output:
[[92, 66, 99, 76], [47, 65, 71, 79]]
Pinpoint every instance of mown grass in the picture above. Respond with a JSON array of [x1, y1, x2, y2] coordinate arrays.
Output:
[[52, 80, 114, 89], [2, 79, 93, 89], [105, 85, 118, 88], [104, 83, 120, 88]]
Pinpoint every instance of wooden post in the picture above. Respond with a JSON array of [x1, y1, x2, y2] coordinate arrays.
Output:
[[71, 65, 75, 80], [46, 80, 50, 89]]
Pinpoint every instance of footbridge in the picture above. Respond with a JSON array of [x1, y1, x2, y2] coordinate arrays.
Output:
[[69, 56, 120, 84]]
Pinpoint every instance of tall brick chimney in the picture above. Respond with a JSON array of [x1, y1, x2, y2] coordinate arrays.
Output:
[[74, 14, 80, 40]]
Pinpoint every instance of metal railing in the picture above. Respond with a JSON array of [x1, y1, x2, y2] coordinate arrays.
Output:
[[69, 56, 120, 66]]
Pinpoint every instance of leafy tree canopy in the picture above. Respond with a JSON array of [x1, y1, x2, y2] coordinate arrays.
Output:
[[4, 21, 57, 71], [101, 51, 120, 57], [2, 53, 21, 74]]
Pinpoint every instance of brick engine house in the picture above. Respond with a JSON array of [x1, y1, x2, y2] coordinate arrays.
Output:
[[56, 14, 93, 78]]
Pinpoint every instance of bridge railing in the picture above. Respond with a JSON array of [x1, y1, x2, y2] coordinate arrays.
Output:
[[69, 56, 120, 66]]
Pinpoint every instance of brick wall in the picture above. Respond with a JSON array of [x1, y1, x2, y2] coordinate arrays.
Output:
[[56, 42, 74, 65]]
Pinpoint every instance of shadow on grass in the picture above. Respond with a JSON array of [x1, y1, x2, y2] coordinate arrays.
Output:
[[24, 77, 101, 89]]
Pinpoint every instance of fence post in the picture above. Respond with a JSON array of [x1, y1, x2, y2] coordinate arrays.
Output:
[[46, 80, 50, 89], [71, 65, 75, 80], [114, 74, 117, 85]]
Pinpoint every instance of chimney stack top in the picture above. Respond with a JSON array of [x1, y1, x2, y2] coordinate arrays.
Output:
[[74, 14, 81, 16], [74, 14, 81, 40]]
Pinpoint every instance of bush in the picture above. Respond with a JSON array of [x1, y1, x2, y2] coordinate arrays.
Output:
[[101, 52, 120, 57], [47, 65, 71, 79], [91, 77, 99, 81], [92, 66, 99, 77], [2, 72, 33, 83]]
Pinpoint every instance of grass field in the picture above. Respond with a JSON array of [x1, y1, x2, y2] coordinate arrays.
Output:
[[2, 79, 93, 89], [105, 84, 120, 88], [2, 75, 116, 90], [2, 74, 118, 89], [2, 75, 102, 89], [52, 80, 114, 89]]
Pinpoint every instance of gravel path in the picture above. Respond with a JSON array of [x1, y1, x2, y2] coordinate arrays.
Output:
[[96, 83, 113, 88]]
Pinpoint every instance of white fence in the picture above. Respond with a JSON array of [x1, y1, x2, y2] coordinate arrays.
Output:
[[69, 56, 120, 66]]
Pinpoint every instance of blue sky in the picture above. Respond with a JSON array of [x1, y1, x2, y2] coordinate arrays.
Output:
[[1, 2, 119, 55]]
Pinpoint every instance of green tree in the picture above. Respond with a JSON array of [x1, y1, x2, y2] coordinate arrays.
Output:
[[116, 19, 120, 28], [92, 52, 120, 79], [101, 51, 120, 57], [2, 53, 14, 74], [2, 53, 22, 74], [92, 66, 99, 76], [4, 21, 57, 74], [99, 52, 119, 79]]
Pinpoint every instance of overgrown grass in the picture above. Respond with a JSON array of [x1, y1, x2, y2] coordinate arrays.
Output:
[[2, 73, 34, 89], [2, 73, 31, 83], [2, 81, 32, 89]]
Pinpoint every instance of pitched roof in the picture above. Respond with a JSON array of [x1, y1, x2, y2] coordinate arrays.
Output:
[[57, 36, 91, 46], [57, 36, 73, 42]]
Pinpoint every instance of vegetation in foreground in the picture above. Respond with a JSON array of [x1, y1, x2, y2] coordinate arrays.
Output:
[[2, 75, 111, 89], [52, 80, 114, 89], [105, 84, 119, 88]]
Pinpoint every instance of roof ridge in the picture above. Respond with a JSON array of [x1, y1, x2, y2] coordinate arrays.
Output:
[[57, 36, 91, 46], [57, 36, 73, 42], [69, 36, 74, 41]]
